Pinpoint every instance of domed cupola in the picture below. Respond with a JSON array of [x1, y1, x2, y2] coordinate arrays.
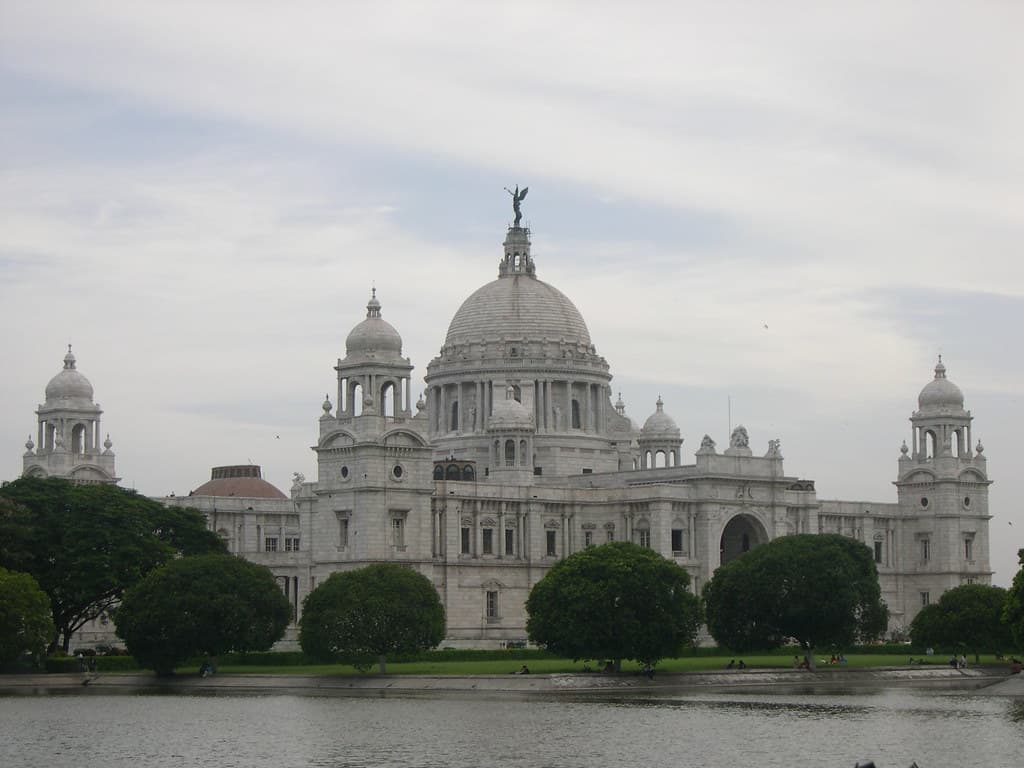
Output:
[[24, 345, 118, 484], [488, 386, 534, 432], [45, 346, 94, 403], [345, 288, 403, 360], [640, 396, 680, 438], [637, 397, 683, 469], [918, 356, 965, 413]]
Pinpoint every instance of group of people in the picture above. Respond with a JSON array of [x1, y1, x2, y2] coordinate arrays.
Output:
[[948, 654, 968, 669], [725, 659, 747, 670]]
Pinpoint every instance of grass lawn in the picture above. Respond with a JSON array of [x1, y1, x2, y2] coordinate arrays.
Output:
[[215, 653, 1006, 676]]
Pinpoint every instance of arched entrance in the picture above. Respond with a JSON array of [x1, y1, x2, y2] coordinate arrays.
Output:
[[719, 514, 769, 566]]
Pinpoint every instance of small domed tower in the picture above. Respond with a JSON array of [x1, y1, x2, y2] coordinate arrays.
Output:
[[487, 385, 536, 482], [896, 357, 991, 605], [334, 289, 414, 420], [23, 346, 118, 484], [637, 397, 682, 468]]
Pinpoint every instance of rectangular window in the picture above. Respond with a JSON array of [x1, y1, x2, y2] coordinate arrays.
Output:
[[921, 591, 930, 607], [285, 537, 300, 552], [606, 529, 614, 543], [637, 529, 651, 548], [392, 517, 405, 549], [486, 590, 498, 619], [482, 528, 494, 555], [921, 539, 930, 561], [338, 517, 349, 549], [264, 537, 278, 552], [504, 528, 515, 556], [964, 538, 973, 561], [546, 530, 557, 557], [461, 526, 471, 555], [584, 530, 594, 547], [874, 541, 883, 564], [671, 529, 684, 554]]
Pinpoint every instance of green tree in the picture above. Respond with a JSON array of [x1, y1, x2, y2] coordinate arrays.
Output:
[[525, 541, 701, 668], [910, 584, 1011, 663], [300, 563, 445, 672], [703, 534, 888, 664], [0, 477, 225, 651], [1003, 549, 1024, 650], [115, 554, 291, 675], [0, 567, 55, 666]]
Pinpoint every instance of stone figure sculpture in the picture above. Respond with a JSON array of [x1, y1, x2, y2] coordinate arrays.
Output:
[[766, 439, 782, 457], [700, 434, 716, 451], [730, 425, 749, 449], [505, 185, 529, 227]]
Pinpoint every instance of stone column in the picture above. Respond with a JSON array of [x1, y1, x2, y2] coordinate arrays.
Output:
[[498, 502, 506, 559]]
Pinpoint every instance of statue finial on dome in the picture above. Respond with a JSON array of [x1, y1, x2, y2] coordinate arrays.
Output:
[[366, 287, 381, 318], [504, 185, 529, 227], [64, 344, 76, 369]]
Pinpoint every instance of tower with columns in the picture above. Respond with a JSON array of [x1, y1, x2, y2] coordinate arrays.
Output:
[[22, 346, 117, 484]]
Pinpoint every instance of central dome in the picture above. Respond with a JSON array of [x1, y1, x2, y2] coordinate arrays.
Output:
[[445, 274, 592, 347]]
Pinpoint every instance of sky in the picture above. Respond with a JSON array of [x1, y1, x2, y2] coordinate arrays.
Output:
[[1, 2, 1022, 583]]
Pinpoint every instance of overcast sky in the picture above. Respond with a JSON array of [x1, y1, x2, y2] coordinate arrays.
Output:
[[2, 2, 1021, 583]]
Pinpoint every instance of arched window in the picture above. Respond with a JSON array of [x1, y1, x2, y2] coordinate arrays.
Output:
[[951, 429, 960, 457], [513, 385, 522, 403], [381, 382, 395, 418], [450, 400, 459, 431], [433, 465, 444, 481], [462, 465, 475, 481], [505, 439, 516, 467], [670, 450, 677, 467], [446, 464, 460, 480], [925, 430, 936, 460], [655, 450, 667, 468], [351, 382, 363, 416], [645, 450, 652, 469], [519, 440, 528, 466], [571, 399, 581, 429], [71, 423, 86, 454]]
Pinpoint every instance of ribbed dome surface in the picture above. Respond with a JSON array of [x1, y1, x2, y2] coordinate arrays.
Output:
[[918, 358, 964, 411], [45, 347, 94, 402], [445, 275, 591, 347], [641, 398, 679, 437]]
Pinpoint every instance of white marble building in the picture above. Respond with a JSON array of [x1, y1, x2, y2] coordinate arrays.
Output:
[[24, 214, 993, 649]]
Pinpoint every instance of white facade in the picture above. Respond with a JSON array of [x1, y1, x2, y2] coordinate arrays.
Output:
[[28, 217, 993, 649]]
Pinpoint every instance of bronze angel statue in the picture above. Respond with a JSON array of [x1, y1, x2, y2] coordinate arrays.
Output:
[[505, 185, 529, 227]]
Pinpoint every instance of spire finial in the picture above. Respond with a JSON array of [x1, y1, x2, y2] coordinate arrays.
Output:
[[934, 355, 946, 378], [366, 287, 381, 318], [63, 344, 76, 369]]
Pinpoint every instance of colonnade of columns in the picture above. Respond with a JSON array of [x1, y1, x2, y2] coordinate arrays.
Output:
[[427, 378, 610, 436], [37, 417, 102, 453]]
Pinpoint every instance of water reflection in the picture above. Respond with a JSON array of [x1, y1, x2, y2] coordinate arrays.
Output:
[[1, 689, 1021, 768]]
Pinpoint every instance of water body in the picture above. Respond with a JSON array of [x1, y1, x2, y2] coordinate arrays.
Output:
[[1, 688, 1022, 768]]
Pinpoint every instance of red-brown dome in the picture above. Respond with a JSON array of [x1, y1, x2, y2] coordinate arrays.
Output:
[[190, 465, 287, 499]]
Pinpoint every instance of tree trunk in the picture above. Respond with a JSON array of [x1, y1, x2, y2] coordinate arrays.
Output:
[[378, 654, 387, 674]]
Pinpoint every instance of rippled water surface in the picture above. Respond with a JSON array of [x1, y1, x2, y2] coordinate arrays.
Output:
[[2, 688, 1022, 768]]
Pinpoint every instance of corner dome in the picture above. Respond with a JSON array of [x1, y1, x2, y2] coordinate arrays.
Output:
[[640, 397, 680, 437], [445, 276, 591, 347], [345, 289, 403, 359], [45, 346, 94, 402], [918, 357, 964, 411], [191, 465, 287, 499]]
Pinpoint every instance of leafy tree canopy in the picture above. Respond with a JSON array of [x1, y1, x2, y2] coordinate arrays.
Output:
[[0, 566, 55, 666], [300, 563, 445, 672], [910, 583, 1012, 662], [1002, 548, 1024, 649], [0, 477, 226, 651], [525, 541, 702, 666], [115, 554, 291, 675], [703, 533, 888, 656]]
